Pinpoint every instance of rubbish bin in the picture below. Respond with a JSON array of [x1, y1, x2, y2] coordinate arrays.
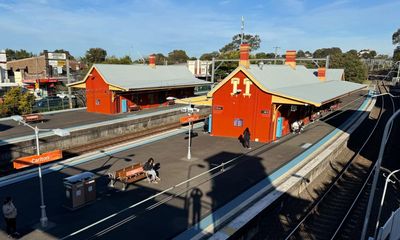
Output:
[[63, 172, 96, 210]]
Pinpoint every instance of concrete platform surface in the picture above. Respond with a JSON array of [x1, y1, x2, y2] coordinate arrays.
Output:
[[0, 92, 368, 240]]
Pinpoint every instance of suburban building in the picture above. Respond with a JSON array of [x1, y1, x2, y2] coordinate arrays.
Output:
[[69, 55, 211, 114], [6, 51, 83, 96], [187, 60, 211, 79], [207, 44, 366, 143]]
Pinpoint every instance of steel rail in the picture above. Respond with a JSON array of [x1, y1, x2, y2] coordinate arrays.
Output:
[[284, 81, 390, 240]]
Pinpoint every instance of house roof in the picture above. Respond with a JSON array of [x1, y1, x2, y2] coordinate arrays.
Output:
[[69, 64, 210, 91], [208, 64, 366, 107]]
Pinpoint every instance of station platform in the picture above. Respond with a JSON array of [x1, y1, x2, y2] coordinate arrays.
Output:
[[0, 104, 184, 144], [0, 91, 370, 239]]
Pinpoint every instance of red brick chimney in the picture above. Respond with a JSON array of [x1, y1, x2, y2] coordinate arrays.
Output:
[[317, 67, 326, 81], [239, 43, 250, 69], [285, 50, 296, 69], [149, 54, 156, 68]]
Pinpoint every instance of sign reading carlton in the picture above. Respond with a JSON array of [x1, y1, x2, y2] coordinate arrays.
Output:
[[13, 150, 63, 169], [180, 114, 200, 124]]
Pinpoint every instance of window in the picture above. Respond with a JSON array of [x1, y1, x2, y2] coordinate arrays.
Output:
[[234, 118, 243, 127]]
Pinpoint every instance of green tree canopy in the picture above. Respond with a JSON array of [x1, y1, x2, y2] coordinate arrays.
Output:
[[200, 51, 220, 61], [329, 51, 367, 83], [220, 34, 261, 53], [5, 49, 34, 61], [313, 47, 342, 58], [103, 55, 133, 64], [254, 52, 275, 59], [393, 46, 400, 62], [0, 87, 34, 117], [360, 50, 377, 59], [393, 28, 400, 45], [297, 50, 306, 58], [167, 50, 189, 64], [153, 53, 167, 65], [85, 48, 107, 63]]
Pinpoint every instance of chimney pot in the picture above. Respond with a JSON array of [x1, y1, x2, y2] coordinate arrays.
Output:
[[317, 67, 326, 81], [285, 50, 297, 69], [239, 43, 250, 69], [149, 54, 156, 68]]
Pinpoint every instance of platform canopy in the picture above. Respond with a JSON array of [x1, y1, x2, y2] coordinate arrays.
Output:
[[69, 64, 210, 91], [174, 95, 212, 106], [208, 65, 366, 107]]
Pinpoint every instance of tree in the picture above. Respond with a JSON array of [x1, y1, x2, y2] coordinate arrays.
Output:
[[254, 52, 275, 59], [329, 51, 368, 83], [297, 50, 306, 58], [5, 49, 34, 61], [346, 49, 358, 56], [103, 55, 133, 64], [54, 49, 75, 60], [393, 28, 400, 45], [313, 47, 342, 58], [85, 48, 107, 63], [200, 51, 220, 61], [220, 34, 261, 53], [168, 50, 189, 64], [154, 53, 167, 65], [0, 87, 34, 117], [393, 46, 400, 62]]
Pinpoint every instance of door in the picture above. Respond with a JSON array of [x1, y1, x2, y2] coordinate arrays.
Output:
[[121, 99, 128, 113], [276, 117, 283, 138]]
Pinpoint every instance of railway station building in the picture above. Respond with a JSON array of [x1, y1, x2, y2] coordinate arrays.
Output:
[[207, 44, 366, 143], [69, 55, 210, 114]]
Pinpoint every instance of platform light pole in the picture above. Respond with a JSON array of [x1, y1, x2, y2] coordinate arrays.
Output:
[[374, 169, 400, 238], [181, 102, 199, 160], [11, 115, 70, 228], [361, 109, 400, 240]]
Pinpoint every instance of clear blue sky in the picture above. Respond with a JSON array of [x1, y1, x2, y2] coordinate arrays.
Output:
[[0, 0, 398, 59]]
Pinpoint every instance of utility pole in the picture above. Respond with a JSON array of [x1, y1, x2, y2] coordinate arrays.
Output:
[[211, 58, 215, 83], [66, 55, 72, 109], [273, 46, 280, 64], [241, 16, 245, 44]]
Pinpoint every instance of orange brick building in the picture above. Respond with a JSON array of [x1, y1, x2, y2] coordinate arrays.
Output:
[[69, 55, 210, 114], [207, 44, 365, 143]]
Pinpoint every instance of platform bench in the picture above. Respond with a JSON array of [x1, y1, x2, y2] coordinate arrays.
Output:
[[108, 163, 146, 191], [22, 113, 44, 123]]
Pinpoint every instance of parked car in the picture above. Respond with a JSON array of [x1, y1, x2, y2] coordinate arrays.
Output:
[[32, 96, 77, 112], [56, 92, 76, 99]]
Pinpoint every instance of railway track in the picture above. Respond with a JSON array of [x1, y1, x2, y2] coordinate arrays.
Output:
[[284, 81, 396, 240]]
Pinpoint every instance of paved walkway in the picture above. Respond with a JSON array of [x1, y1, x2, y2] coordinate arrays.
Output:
[[0, 92, 368, 239]]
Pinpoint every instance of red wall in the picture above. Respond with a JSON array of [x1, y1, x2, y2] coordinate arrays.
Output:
[[86, 68, 116, 114], [212, 71, 273, 142]]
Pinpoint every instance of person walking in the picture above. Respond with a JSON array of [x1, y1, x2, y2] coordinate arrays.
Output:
[[143, 158, 160, 183], [2, 197, 19, 237], [243, 128, 251, 149]]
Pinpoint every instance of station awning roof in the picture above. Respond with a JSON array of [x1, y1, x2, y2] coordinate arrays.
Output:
[[68, 64, 210, 91], [208, 65, 366, 107], [174, 95, 211, 106]]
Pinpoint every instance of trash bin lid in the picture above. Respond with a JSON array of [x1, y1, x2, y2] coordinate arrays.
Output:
[[64, 172, 95, 183]]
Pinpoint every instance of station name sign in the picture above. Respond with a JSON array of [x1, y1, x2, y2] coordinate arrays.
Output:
[[180, 114, 200, 124], [13, 150, 63, 169]]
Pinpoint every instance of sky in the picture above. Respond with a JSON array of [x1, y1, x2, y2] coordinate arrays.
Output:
[[0, 0, 398, 59]]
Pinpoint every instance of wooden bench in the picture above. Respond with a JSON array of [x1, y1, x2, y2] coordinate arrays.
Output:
[[129, 104, 141, 111], [22, 113, 44, 123], [107, 163, 146, 191]]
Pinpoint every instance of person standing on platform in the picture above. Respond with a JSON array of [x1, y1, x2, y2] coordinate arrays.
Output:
[[243, 128, 251, 149], [2, 197, 19, 238]]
